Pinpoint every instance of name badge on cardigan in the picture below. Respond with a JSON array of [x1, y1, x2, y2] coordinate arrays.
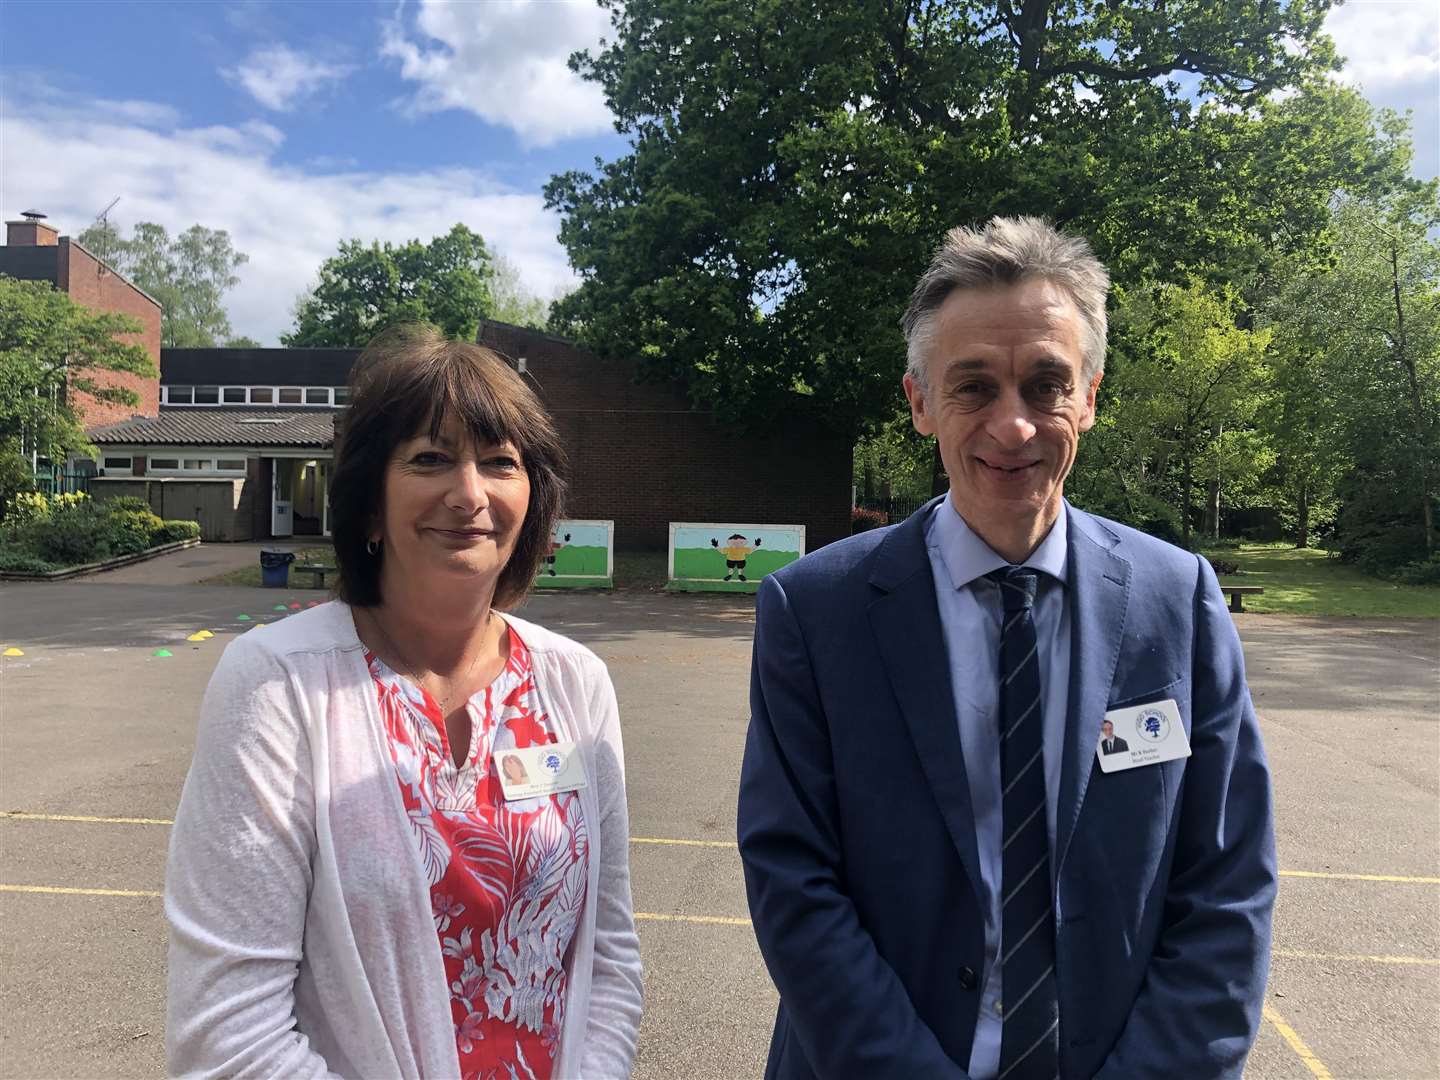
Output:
[[1097, 699, 1191, 773], [494, 741, 590, 800]]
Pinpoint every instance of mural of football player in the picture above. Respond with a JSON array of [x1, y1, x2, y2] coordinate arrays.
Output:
[[713, 533, 762, 582], [544, 532, 571, 576]]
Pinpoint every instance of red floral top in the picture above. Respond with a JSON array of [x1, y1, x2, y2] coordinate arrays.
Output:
[[367, 630, 589, 1080]]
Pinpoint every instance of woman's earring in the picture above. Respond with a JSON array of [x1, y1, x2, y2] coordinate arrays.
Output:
[[366, 539, 381, 556]]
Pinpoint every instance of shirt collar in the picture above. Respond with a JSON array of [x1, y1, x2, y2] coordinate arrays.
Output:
[[928, 496, 1069, 592]]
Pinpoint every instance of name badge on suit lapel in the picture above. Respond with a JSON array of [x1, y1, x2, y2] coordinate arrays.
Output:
[[1097, 699, 1191, 773]]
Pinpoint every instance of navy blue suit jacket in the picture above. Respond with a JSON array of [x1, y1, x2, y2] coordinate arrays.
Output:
[[737, 500, 1276, 1079]]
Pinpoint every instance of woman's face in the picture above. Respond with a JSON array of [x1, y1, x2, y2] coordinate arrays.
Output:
[[503, 756, 526, 782], [374, 414, 530, 603]]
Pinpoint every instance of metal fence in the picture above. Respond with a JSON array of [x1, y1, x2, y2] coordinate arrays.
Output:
[[854, 493, 929, 525], [31, 470, 93, 496]]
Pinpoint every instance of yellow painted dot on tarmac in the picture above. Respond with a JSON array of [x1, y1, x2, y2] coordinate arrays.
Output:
[[185, 631, 214, 642], [2, 647, 23, 657]]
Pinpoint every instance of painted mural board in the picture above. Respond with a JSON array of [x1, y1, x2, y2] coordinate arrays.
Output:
[[533, 519, 614, 589], [666, 522, 806, 593]]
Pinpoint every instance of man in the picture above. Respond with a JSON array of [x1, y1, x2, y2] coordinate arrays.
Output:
[[1100, 719, 1128, 755], [738, 217, 1275, 1079]]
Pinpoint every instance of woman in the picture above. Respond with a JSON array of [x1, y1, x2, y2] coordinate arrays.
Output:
[[165, 325, 643, 1079]]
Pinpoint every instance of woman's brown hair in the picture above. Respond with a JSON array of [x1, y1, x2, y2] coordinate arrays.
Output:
[[330, 323, 567, 610]]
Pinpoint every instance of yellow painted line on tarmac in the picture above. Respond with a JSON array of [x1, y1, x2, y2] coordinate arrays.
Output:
[[2, 811, 175, 826], [0, 884, 161, 898], [1280, 869, 1440, 884], [6, 814, 1439, 887], [1274, 948, 1440, 967], [2, 814, 742, 849], [1263, 1003, 1334, 1080], [635, 911, 751, 927], [630, 836, 735, 849]]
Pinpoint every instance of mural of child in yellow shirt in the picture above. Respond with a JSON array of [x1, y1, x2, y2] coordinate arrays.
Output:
[[712, 533, 762, 582]]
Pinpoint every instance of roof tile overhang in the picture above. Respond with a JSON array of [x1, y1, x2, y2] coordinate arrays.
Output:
[[87, 409, 337, 448]]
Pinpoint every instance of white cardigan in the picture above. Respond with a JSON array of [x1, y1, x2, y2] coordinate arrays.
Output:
[[165, 602, 643, 1079]]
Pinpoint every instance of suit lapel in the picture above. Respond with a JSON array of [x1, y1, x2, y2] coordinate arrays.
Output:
[[867, 501, 984, 899], [1056, 505, 1131, 873]]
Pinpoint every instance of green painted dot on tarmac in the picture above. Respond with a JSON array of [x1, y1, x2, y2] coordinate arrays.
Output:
[[153, 649, 173, 658], [273, 604, 288, 611], [236, 614, 251, 621]]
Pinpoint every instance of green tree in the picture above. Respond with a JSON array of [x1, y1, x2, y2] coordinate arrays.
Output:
[[1105, 281, 1271, 548], [547, 0, 1403, 432], [223, 335, 263, 348], [1270, 193, 1440, 563], [488, 254, 553, 330], [0, 276, 156, 463], [78, 220, 248, 348], [284, 224, 493, 347]]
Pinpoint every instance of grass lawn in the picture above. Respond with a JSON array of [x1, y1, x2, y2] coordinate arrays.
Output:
[[1200, 543, 1440, 618], [201, 546, 336, 588]]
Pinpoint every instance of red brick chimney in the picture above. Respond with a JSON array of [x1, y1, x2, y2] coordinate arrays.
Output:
[[6, 209, 59, 246]]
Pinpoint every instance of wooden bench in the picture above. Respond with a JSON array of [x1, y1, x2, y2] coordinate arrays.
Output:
[[1222, 585, 1263, 613], [293, 563, 336, 589]]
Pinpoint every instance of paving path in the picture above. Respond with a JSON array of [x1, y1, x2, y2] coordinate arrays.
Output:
[[0, 582, 1435, 1079]]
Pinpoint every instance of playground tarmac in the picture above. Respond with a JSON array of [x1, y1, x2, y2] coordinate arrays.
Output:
[[0, 554, 1436, 1079]]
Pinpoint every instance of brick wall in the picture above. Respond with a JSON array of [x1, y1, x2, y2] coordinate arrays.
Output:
[[58, 239, 162, 428], [478, 323, 852, 551]]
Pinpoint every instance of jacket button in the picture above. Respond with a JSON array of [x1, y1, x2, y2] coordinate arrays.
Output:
[[958, 966, 978, 990]]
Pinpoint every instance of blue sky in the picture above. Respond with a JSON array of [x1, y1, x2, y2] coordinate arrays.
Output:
[[2, 0, 1436, 345]]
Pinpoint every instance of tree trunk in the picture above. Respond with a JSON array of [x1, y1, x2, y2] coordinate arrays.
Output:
[[1297, 478, 1310, 549], [862, 458, 874, 502], [1181, 455, 1194, 549], [1205, 475, 1221, 542]]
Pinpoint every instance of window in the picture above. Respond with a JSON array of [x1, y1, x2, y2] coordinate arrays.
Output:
[[306, 388, 330, 405], [216, 459, 247, 472], [183, 459, 213, 471], [194, 386, 220, 404], [249, 387, 274, 404], [334, 386, 350, 405], [150, 458, 179, 470], [223, 387, 246, 403], [167, 386, 193, 404], [103, 456, 133, 472], [278, 388, 303, 404]]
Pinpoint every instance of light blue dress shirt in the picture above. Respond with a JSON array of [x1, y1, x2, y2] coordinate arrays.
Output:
[[924, 498, 1071, 1080]]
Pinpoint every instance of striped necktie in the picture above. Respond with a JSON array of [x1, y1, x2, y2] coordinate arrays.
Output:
[[991, 566, 1060, 1080]]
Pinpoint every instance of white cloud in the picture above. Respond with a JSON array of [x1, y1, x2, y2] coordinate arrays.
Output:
[[382, 0, 613, 146], [1, 93, 576, 345], [1327, 0, 1440, 178], [222, 44, 355, 112]]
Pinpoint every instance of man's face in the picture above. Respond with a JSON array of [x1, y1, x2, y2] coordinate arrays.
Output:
[[903, 279, 1100, 549], [1102, 721, 1114, 740]]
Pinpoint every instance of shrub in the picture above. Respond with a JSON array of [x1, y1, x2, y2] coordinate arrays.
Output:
[[1390, 554, 1440, 587], [109, 508, 163, 555], [34, 501, 115, 565], [1207, 557, 1241, 576], [2, 491, 94, 530], [151, 520, 201, 544], [2, 492, 53, 528], [102, 495, 152, 514], [851, 507, 889, 534], [0, 550, 60, 574]]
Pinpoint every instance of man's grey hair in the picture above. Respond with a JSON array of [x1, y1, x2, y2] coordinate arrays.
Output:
[[901, 216, 1110, 393]]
